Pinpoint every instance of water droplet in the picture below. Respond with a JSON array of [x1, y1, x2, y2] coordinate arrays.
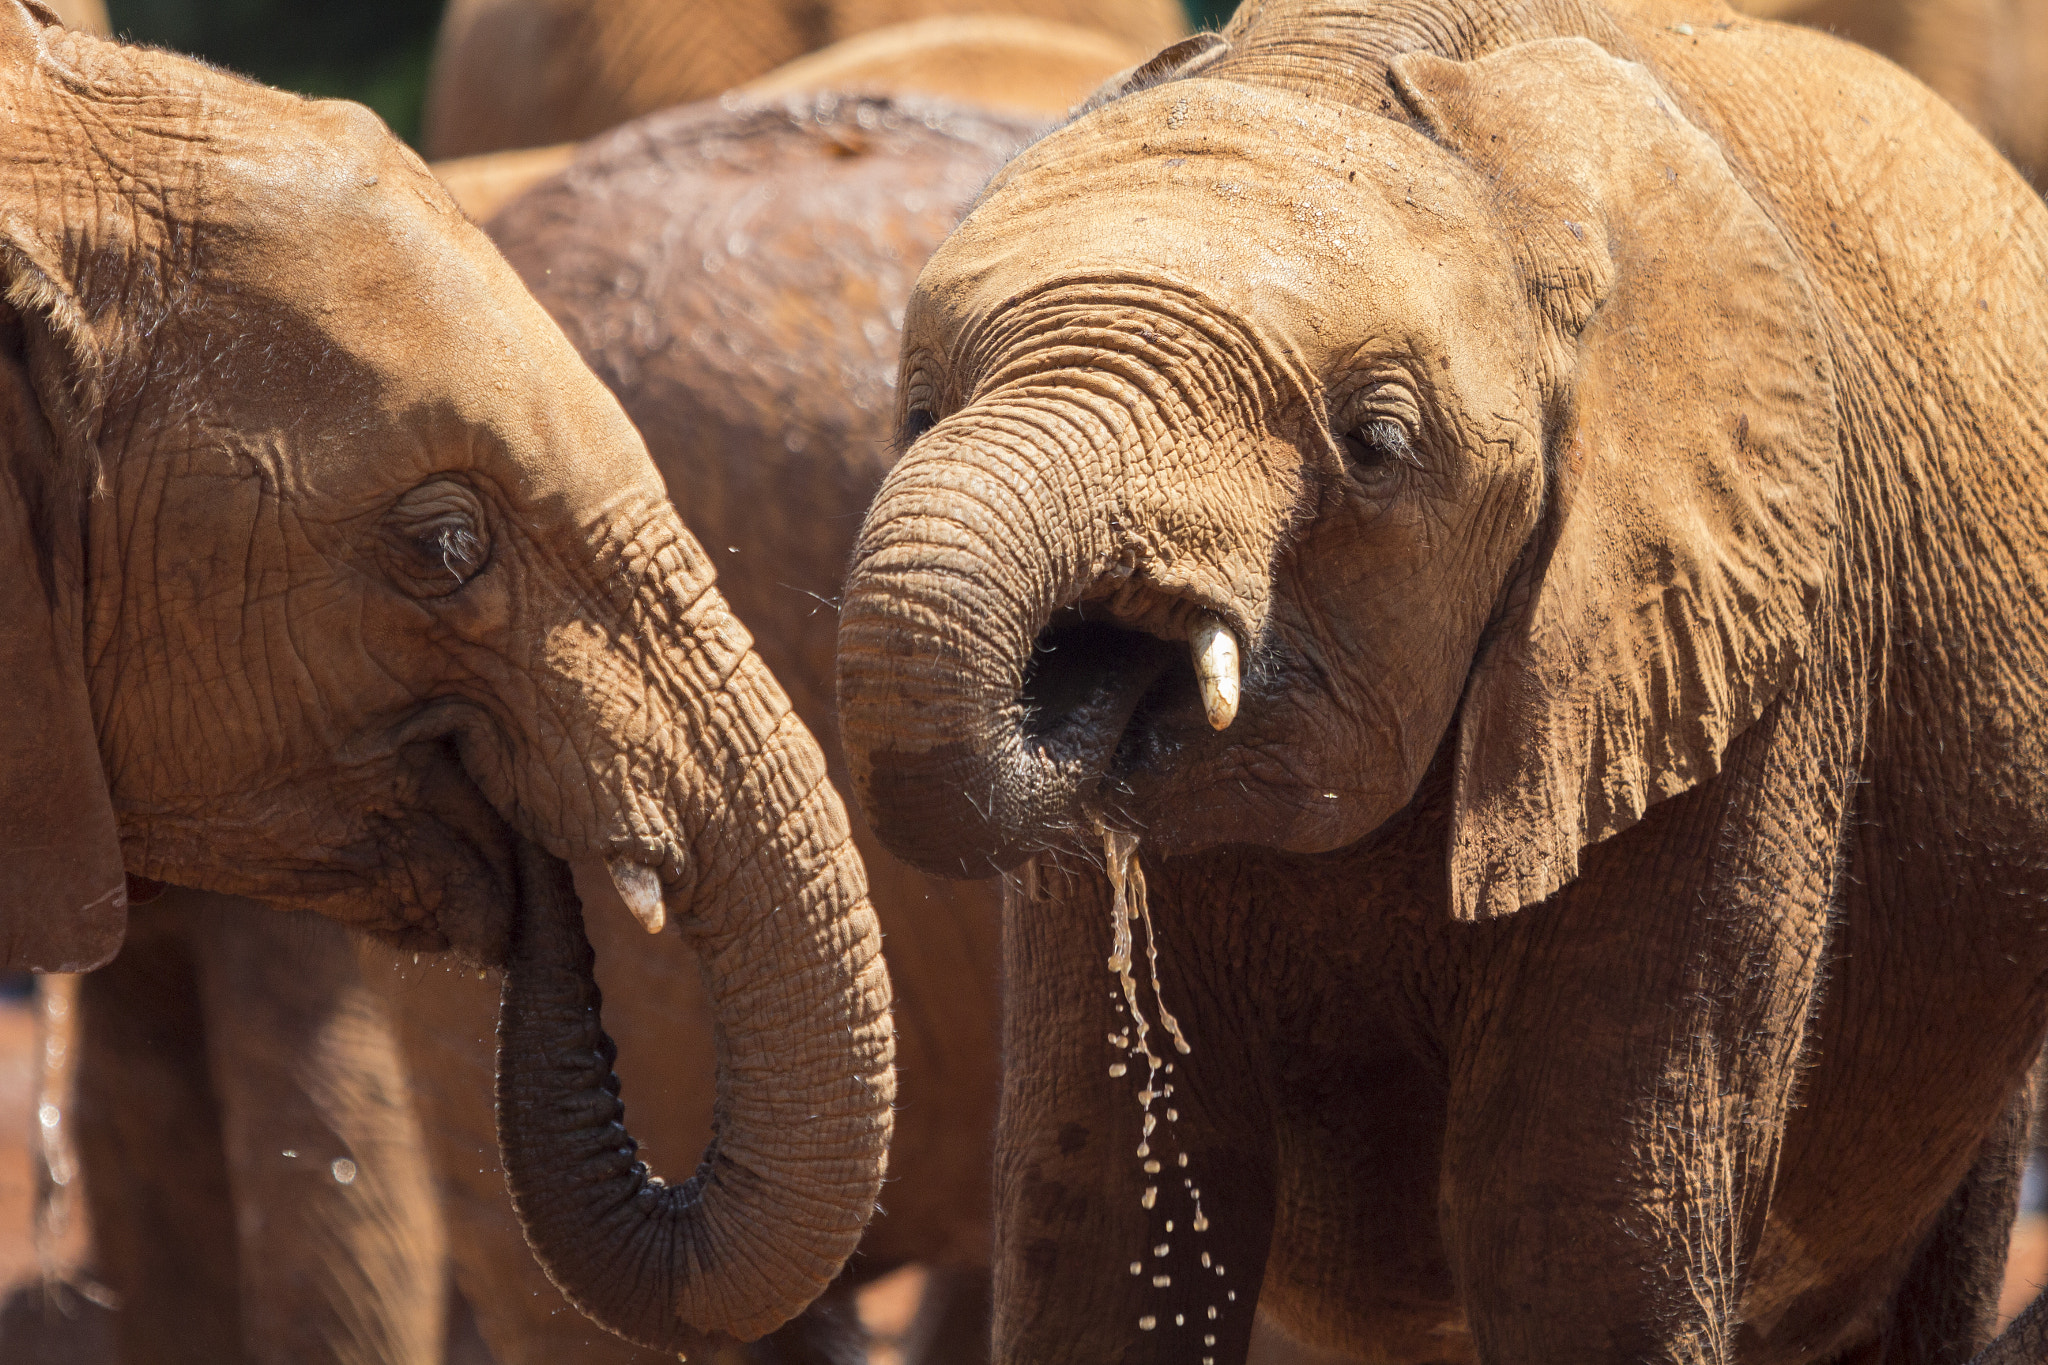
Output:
[[331, 1157, 358, 1185], [1201, 1252, 1212, 1268], [1176, 1314, 1185, 1326], [1154, 1243, 1169, 1257], [1138, 1316, 1157, 1331], [1193, 1211, 1210, 1232], [1208, 1306, 1219, 1320], [282, 1149, 298, 1159], [1178, 1153, 1189, 1167], [38, 1104, 58, 1130], [1228, 1291, 1237, 1301], [1109, 1063, 1128, 1077], [1164, 1219, 1174, 1232], [1152, 1274, 1171, 1288], [1168, 1108, 1179, 1121], [1144, 1159, 1161, 1174], [1142, 1186, 1158, 1209], [1130, 1262, 1143, 1275], [1205, 1335, 1217, 1346]]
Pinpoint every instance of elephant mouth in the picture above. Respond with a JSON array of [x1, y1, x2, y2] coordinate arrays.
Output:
[[1019, 602, 1210, 819]]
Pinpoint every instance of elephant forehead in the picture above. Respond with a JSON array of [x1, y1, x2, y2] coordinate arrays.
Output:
[[914, 78, 1516, 369], [181, 106, 669, 523]]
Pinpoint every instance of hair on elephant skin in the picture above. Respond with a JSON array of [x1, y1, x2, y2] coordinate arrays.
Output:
[[362, 93, 1046, 1365], [832, 1, 2048, 1362], [419, 0, 1188, 158], [0, 5, 895, 1353]]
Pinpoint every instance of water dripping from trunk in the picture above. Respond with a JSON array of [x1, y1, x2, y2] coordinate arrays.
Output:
[[1100, 826, 1227, 1360]]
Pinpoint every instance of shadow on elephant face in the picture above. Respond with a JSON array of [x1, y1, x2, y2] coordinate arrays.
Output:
[[839, 39, 1837, 917]]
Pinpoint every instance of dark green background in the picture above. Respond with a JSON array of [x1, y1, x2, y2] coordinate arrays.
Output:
[[101, 0, 1238, 146]]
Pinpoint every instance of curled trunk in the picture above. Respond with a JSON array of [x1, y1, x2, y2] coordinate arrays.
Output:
[[495, 770, 892, 1350]]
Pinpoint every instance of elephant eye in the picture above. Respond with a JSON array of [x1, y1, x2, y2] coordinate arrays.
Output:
[[901, 406, 938, 444], [1339, 418, 1414, 484], [384, 479, 491, 598]]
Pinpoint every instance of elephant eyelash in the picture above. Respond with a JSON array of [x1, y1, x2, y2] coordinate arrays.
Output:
[[430, 524, 486, 585], [1338, 418, 1421, 479], [900, 406, 939, 447], [385, 479, 492, 598]]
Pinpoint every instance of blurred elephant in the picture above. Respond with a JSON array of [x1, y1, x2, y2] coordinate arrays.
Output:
[[0, 2, 893, 1358], [420, 0, 1187, 157], [64, 896, 466, 1365], [43, 0, 100, 33], [429, 15, 1153, 222], [1732, 0, 2048, 184], [376, 92, 1039, 1365]]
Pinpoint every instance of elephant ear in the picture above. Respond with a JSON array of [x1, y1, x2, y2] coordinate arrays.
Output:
[[0, 231, 126, 970], [1389, 39, 1839, 919]]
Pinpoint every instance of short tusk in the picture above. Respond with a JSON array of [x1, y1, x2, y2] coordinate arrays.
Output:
[[1190, 614, 1240, 731], [572, 857, 668, 935], [608, 859, 666, 934]]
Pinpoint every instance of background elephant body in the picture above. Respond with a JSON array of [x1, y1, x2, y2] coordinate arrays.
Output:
[[1734, 0, 2048, 185], [830, 1, 2048, 1362], [420, 0, 1187, 156], [70, 895, 456, 1365], [362, 94, 1037, 1365]]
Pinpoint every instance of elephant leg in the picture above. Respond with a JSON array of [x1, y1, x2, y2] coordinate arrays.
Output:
[[901, 1264, 992, 1364], [1439, 700, 1839, 1365], [72, 904, 247, 1365], [186, 892, 448, 1365], [739, 1283, 867, 1365], [991, 857, 1276, 1365], [1873, 1075, 2034, 1365]]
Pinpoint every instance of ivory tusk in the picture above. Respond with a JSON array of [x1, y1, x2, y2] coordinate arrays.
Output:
[[1190, 614, 1240, 731], [609, 858, 667, 934]]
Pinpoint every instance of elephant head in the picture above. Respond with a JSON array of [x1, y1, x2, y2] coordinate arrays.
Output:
[[837, 33, 1839, 917], [0, 5, 891, 1351]]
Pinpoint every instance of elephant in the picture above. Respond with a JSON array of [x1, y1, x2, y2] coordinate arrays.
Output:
[[832, 0, 2048, 1361], [418, 0, 1188, 158], [373, 92, 1043, 1365], [1730, 0, 2048, 186], [427, 14, 1153, 224], [0, 3, 893, 1358], [63, 895, 462, 1365]]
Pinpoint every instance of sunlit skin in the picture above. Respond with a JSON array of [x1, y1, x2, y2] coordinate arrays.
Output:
[[836, 3, 2048, 1362]]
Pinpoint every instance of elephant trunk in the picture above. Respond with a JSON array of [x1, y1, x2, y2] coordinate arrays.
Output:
[[494, 736, 892, 1351], [837, 411, 1121, 879]]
